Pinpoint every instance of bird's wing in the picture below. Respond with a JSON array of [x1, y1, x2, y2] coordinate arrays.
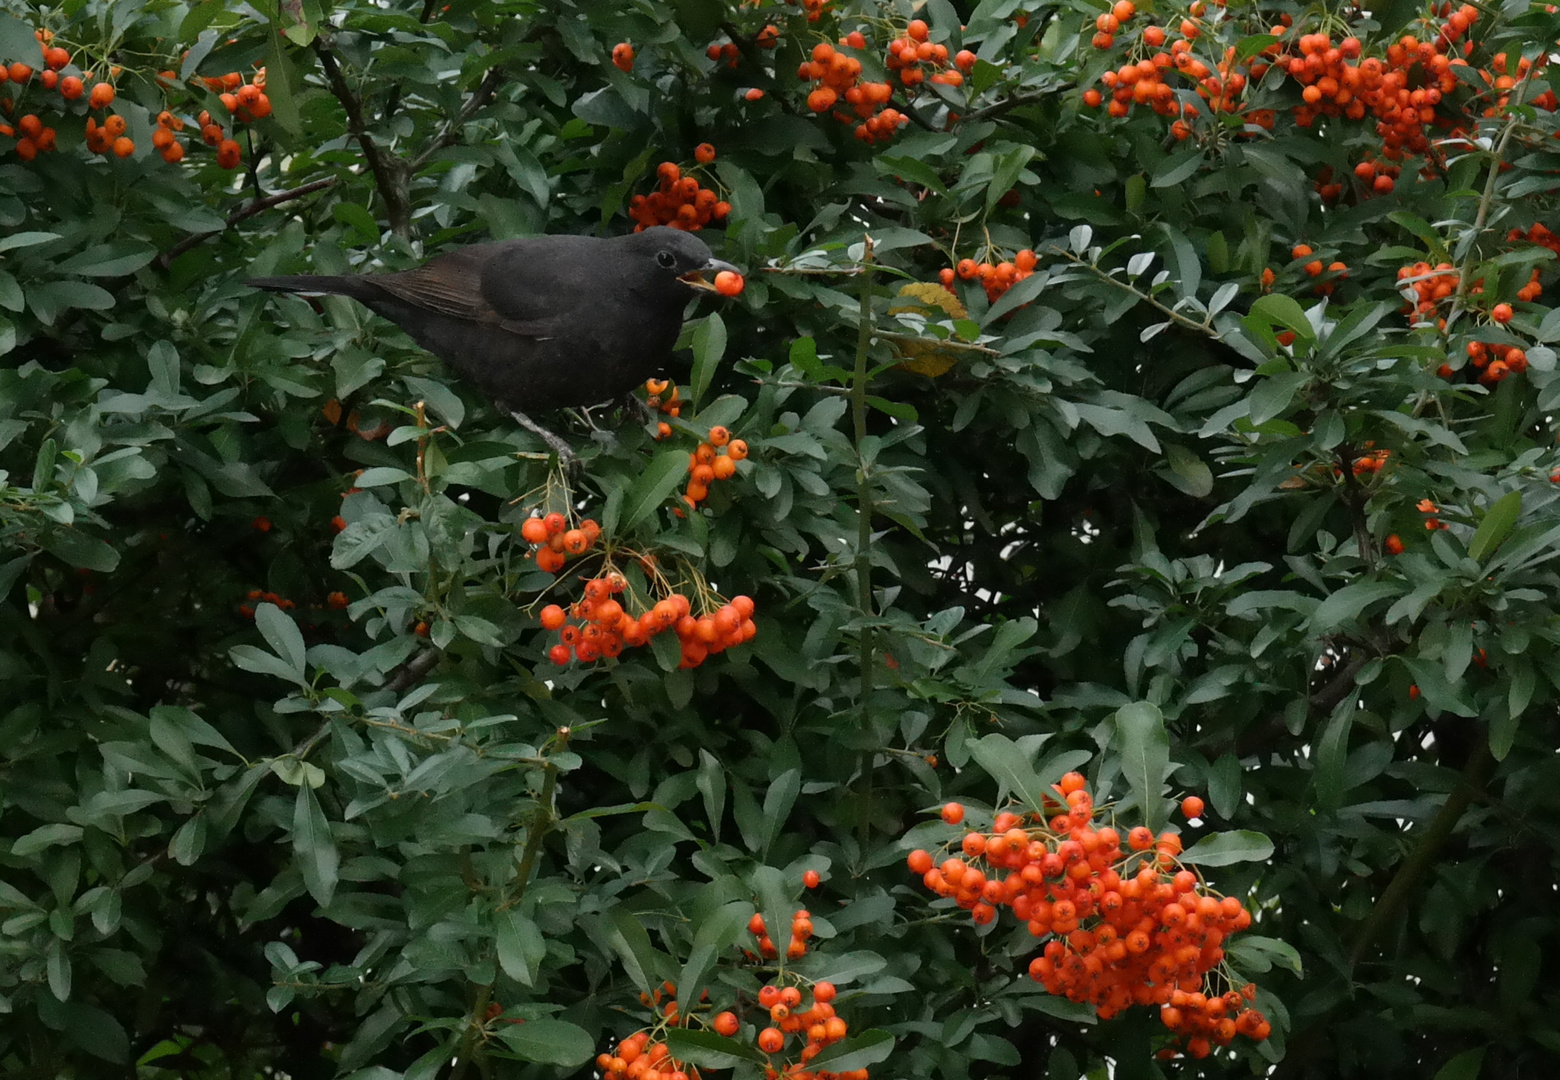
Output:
[[371, 244, 556, 337]]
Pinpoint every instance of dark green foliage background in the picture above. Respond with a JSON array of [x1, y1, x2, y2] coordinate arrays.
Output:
[[2, 0, 1558, 1077]]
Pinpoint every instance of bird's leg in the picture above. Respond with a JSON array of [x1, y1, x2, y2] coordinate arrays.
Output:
[[617, 391, 655, 427], [506, 408, 579, 475]]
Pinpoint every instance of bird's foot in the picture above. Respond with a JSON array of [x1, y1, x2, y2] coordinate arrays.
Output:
[[617, 392, 655, 427], [507, 409, 580, 477]]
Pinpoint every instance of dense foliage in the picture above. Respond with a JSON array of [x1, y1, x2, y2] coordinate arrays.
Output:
[[2, 0, 1558, 1077]]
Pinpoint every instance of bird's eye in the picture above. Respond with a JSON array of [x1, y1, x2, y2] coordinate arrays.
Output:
[[657, 250, 677, 269]]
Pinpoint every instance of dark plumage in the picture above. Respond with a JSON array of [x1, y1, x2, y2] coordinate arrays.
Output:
[[248, 227, 739, 461]]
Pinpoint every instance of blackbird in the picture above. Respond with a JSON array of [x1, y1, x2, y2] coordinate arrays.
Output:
[[247, 226, 740, 463]]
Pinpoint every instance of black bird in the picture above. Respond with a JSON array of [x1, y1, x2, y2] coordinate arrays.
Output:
[[247, 226, 740, 463]]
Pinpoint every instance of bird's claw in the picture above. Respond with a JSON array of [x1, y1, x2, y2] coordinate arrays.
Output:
[[507, 409, 581, 477]]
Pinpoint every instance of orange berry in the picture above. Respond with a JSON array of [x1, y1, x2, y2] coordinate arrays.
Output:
[[757, 1027, 784, 1053], [612, 42, 635, 72], [803, 869, 820, 888], [714, 270, 744, 297], [8, 62, 33, 84], [111, 136, 134, 158], [1491, 302, 1513, 323], [941, 801, 964, 825], [1180, 795, 1205, 819], [694, 142, 715, 164], [713, 1011, 739, 1037], [217, 138, 242, 169], [59, 74, 83, 100], [1384, 534, 1405, 555], [907, 19, 929, 42]]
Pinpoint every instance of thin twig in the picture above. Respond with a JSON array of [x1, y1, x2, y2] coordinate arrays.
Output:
[[313, 38, 411, 235], [410, 64, 509, 171], [156, 179, 337, 269]]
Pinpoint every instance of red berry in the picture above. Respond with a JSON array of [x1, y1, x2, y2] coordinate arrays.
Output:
[[1180, 795, 1206, 820]]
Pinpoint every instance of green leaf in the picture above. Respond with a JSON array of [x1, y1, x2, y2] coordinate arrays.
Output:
[[1179, 830, 1275, 867], [255, 602, 307, 679], [495, 910, 546, 987], [970, 733, 1054, 815], [806, 1030, 895, 1072], [1226, 935, 1303, 975], [47, 939, 71, 1001], [1433, 1048, 1486, 1080], [619, 450, 689, 531], [1309, 581, 1405, 632], [675, 901, 753, 1014], [493, 1019, 594, 1066], [1115, 701, 1170, 831], [760, 769, 800, 858], [1467, 490, 1521, 563], [664, 1029, 769, 1068], [40, 528, 119, 572], [1247, 294, 1316, 345], [690, 313, 727, 409], [293, 786, 339, 907], [13, 823, 84, 857]]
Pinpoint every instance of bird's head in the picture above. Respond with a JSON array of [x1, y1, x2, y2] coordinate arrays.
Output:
[[628, 226, 742, 296]]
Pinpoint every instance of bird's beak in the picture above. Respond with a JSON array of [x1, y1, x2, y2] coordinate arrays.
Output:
[[680, 258, 742, 291]]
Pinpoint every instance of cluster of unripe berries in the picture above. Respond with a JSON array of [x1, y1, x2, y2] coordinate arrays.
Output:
[[883, 19, 974, 90], [940, 248, 1038, 304], [520, 511, 601, 575], [538, 571, 756, 669], [907, 777, 1270, 1059], [629, 160, 730, 232], [683, 426, 749, 510]]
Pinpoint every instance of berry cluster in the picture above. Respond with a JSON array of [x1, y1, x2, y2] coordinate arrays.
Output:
[[1396, 260, 1466, 322], [1350, 445, 1391, 477], [520, 512, 601, 574], [683, 426, 749, 510], [744, 907, 814, 962], [884, 19, 969, 90], [1288, 245, 1349, 296], [796, 0, 830, 25], [239, 588, 296, 619], [1, 25, 261, 169], [1417, 498, 1450, 531], [596, 983, 699, 1080], [1509, 223, 1560, 259], [907, 774, 1270, 1059], [1463, 341, 1529, 386], [800, 38, 905, 145], [716, 978, 865, 1080], [629, 161, 730, 232], [539, 572, 756, 669], [645, 378, 682, 439], [941, 248, 1038, 304]]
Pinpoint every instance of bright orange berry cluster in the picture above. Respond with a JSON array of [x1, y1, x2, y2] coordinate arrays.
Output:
[[907, 774, 1269, 1059], [1509, 223, 1560, 259], [238, 588, 296, 619], [800, 37, 905, 145], [797, 0, 830, 25], [1351, 446, 1391, 477], [683, 426, 748, 509], [1288, 245, 1349, 296], [539, 574, 756, 669], [885, 19, 965, 89], [1464, 341, 1529, 386], [726, 979, 864, 1080], [520, 512, 601, 574], [943, 248, 1038, 303], [1418, 498, 1451, 531], [745, 907, 814, 962], [629, 161, 730, 232], [595, 983, 698, 1080], [646, 378, 682, 439], [1396, 260, 1468, 322]]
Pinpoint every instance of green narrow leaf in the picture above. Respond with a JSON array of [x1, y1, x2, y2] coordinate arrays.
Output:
[[292, 786, 339, 907], [674, 901, 753, 1013], [1114, 701, 1170, 831], [690, 312, 727, 409], [1433, 1048, 1487, 1080], [255, 602, 307, 679], [1179, 830, 1275, 867], [495, 910, 546, 987], [760, 768, 800, 858], [619, 450, 690, 531], [1314, 702, 1353, 809], [47, 939, 71, 1001], [664, 1029, 770, 1068], [807, 1030, 895, 1071], [969, 733, 1053, 815], [494, 1019, 594, 1066], [1309, 580, 1405, 632], [1467, 490, 1521, 563], [697, 749, 726, 843], [600, 907, 666, 993]]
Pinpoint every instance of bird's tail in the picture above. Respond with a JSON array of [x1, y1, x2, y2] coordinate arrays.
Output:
[[246, 274, 378, 300]]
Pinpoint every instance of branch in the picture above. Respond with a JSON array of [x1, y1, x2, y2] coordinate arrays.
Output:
[[1231, 651, 1366, 757], [1347, 739, 1495, 969], [313, 37, 412, 236], [410, 63, 509, 171], [960, 91, 1047, 125], [156, 179, 337, 269], [385, 647, 442, 694]]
